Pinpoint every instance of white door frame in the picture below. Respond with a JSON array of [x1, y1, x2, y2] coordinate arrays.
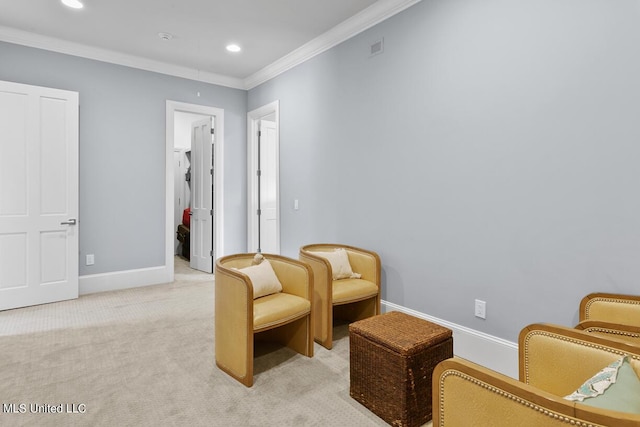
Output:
[[166, 101, 224, 279], [247, 100, 280, 253]]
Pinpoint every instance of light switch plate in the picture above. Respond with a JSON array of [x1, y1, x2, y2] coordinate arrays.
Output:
[[475, 299, 486, 319]]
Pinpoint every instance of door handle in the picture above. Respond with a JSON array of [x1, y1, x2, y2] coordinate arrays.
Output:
[[60, 219, 77, 225]]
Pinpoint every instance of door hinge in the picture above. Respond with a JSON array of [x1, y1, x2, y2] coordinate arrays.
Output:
[[257, 209, 261, 216], [210, 168, 213, 175], [210, 128, 215, 135], [256, 169, 261, 177], [258, 130, 261, 138], [210, 209, 214, 216], [210, 250, 214, 256]]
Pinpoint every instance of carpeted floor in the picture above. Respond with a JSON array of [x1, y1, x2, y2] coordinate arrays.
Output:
[[0, 257, 431, 427]]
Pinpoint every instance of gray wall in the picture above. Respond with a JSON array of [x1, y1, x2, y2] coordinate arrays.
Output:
[[0, 41, 247, 277], [249, 0, 640, 341]]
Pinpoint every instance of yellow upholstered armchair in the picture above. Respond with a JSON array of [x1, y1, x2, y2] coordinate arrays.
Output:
[[575, 321, 640, 345], [576, 293, 640, 344], [299, 244, 380, 349], [579, 292, 640, 326], [433, 323, 640, 426], [215, 253, 314, 387]]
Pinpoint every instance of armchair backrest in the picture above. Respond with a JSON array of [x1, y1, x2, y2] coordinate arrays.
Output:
[[580, 292, 640, 326], [217, 253, 312, 300], [267, 255, 313, 300], [299, 243, 381, 285], [342, 250, 380, 284], [519, 323, 640, 396]]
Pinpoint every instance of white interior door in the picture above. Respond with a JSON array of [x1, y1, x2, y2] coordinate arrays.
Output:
[[247, 101, 280, 254], [259, 120, 278, 254], [0, 80, 79, 311], [190, 118, 213, 273]]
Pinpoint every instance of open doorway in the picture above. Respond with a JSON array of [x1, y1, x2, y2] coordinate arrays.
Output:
[[166, 101, 224, 278], [247, 101, 280, 254], [173, 113, 214, 273]]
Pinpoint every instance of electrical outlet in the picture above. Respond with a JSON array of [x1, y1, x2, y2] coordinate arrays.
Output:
[[86, 254, 95, 266], [474, 299, 486, 319]]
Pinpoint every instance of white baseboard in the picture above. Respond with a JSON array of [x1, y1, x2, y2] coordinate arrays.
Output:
[[79, 265, 172, 295], [382, 300, 518, 379], [77, 273, 518, 378]]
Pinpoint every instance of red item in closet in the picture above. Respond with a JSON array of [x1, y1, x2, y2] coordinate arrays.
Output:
[[182, 208, 191, 228]]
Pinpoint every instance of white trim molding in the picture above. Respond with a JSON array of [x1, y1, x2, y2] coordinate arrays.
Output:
[[0, 25, 245, 90], [382, 300, 519, 379], [79, 266, 170, 295], [244, 0, 422, 89], [0, 0, 422, 91]]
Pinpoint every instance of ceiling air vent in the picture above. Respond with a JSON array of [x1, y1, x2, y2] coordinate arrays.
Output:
[[369, 38, 384, 57]]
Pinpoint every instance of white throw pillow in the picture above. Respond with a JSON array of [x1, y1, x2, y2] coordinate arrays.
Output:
[[309, 248, 361, 280], [564, 355, 640, 413], [235, 259, 282, 299]]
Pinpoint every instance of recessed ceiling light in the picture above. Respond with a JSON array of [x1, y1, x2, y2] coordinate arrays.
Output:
[[226, 44, 241, 53], [158, 32, 174, 41], [61, 0, 84, 9]]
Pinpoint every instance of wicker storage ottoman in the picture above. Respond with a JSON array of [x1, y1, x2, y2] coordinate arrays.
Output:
[[349, 311, 453, 427]]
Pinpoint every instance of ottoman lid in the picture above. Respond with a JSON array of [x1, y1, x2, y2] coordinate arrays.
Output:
[[349, 311, 452, 356]]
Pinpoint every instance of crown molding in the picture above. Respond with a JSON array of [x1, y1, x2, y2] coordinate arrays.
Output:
[[243, 0, 422, 90], [0, 25, 245, 90], [0, 0, 421, 91]]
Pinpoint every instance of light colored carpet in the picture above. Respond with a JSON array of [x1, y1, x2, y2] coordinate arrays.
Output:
[[0, 257, 431, 427]]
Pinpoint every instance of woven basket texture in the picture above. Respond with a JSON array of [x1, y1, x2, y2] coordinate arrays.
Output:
[[350, 311, 453, 427]]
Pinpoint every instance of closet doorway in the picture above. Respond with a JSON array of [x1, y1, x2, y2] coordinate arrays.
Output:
[[166, 101, 224, 277]]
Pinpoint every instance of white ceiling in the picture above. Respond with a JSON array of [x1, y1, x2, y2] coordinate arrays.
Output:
[[0, 0, 420, 89]]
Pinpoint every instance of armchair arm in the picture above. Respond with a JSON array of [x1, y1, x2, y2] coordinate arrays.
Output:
[[299, 247, 333, 296], [576, 320, 640, 345], [299, 250, 331, 291], [299, 250, 332, 332], [215, 264, 252, 328], [214, 261, 252, 380], [433, 357, 640, 427], [580, 292, 640, 326]]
